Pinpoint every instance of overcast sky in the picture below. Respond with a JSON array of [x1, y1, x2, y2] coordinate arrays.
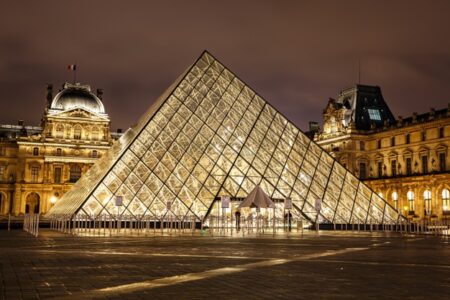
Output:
[[1, 0, 449, 131]]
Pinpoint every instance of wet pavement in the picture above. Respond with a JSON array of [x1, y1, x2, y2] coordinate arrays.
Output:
[[0, 229, 448, 299]]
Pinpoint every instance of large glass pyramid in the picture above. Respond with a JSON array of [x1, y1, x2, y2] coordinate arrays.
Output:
[[47, 51, 400, 225]]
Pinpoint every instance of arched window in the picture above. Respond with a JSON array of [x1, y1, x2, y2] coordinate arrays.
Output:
[[56, 148, 62, 156], [74, 125, 82, 140], [33, 147, 39, 156], [392, 191, 398, 209], [69, 165, 82, 182], [423, 190, 432, 215], [442, 189, 450, 212], [407, 191, 415, 213]]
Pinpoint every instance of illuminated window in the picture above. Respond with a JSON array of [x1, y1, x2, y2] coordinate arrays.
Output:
[[407, 191, 415, 212], [392, 191, 398, 209], [423, 190, 432, 215], [368, 109, 382, 121], [443, 189, 450, 212]]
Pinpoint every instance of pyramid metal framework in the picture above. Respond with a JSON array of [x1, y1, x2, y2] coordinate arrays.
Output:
[[47, 51, 401, 225]]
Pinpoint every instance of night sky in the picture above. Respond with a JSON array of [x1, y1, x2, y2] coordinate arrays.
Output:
[[1, 0, 449, 132]]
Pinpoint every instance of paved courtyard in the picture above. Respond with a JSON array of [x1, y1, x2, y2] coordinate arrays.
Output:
[[0, 229, 449, 299]]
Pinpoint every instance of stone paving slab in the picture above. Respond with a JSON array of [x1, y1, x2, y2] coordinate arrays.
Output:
[[0, 229, 448, 299]]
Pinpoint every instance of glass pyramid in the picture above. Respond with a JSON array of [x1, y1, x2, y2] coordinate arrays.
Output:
[[47, 51, 401, 225]]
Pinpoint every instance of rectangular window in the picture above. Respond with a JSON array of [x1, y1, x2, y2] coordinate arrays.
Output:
[[439, 153, 446, 172], [422, 155, 428, 174], [409, 199, 415, 212], [360, 141, 365, 151], [359, 162, 366, 180], [406, 157, 412, 175], [0, 147, 5, 156], [54, 167, 62, 183], [378, 161, 383, 177], [0, 165, 5, 181], [368, 109, 382, 121], [425, 199, 432, 215], [439, 127, 444, 138], [31, 166, 39, 183], [405, 134, 410, 144], [391, 137, 395, 147], [391, 160, 397, 177]]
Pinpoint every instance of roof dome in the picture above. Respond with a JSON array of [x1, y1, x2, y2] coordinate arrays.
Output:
[[51, 83, 105, 114]]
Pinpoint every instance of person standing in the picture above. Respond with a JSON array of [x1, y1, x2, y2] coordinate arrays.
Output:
[[235, 209, 241, 231]]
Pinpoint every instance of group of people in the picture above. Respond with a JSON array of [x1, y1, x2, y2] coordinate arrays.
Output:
[[233, 209, 293, 231]]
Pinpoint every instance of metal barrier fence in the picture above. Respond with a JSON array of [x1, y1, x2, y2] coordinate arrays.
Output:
[[23, 213, 40, 237], [45, 214, 450, 237]]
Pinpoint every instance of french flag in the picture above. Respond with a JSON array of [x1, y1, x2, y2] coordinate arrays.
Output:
[[67, 64, 77, 70]]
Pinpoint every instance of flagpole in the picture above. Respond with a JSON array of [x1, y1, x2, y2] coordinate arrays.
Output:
[[74, 61, 77, 83]]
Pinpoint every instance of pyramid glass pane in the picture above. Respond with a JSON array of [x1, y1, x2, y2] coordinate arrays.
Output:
[[47, 51, 403, 225]]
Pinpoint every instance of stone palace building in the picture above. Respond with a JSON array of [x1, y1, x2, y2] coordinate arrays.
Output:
[[314, 85, 449, 221], [0, 82, 121, 215]]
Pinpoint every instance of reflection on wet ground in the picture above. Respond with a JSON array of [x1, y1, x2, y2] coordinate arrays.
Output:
[[0, 229, 448, 299]]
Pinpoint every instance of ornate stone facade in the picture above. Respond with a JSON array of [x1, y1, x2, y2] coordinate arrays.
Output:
[[0, 83, 121, 215], [315, 84, 450, 221]]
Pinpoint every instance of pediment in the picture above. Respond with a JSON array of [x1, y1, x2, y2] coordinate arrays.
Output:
[[49, 107, 107, 119]]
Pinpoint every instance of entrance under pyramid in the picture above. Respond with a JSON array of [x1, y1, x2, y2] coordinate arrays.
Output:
[[47, 51, 401, 226]]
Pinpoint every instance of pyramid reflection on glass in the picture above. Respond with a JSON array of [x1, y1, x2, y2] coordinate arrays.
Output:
[[47, 51, 401, 225]]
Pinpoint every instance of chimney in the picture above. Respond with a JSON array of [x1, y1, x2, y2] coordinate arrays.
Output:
[[430, 108, 435, 120], [96, 88, 104, 100], [18, 120, 24, 126], [308, 121, 320, 133], [117, 128, 122, 134]]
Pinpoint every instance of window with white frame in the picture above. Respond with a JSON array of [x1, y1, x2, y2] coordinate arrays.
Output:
[[423, 190, 432, 215], [392, 191, 398, 210], [407, 191, 415, 212], [443, 189, 450, 212]]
